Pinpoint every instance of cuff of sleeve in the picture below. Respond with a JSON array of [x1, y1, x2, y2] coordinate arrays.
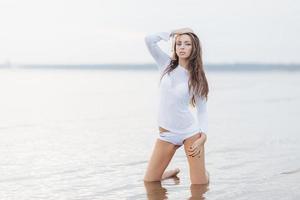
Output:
[[198, 125, 208, 134]]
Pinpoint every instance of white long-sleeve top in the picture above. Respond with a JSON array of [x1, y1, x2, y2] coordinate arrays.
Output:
[[145, 32, 208, 134]]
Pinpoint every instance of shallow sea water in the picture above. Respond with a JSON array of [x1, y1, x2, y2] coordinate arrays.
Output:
[[0, 68, 299, 199]]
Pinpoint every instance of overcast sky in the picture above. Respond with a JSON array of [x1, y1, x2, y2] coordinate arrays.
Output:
[[0, 0, 299, 64]]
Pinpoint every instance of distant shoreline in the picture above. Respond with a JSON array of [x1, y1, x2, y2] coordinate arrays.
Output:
[[1, 63, 300, 71]]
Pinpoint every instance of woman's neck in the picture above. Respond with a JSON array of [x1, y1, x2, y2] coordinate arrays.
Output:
[[179, 59, 189, 69]]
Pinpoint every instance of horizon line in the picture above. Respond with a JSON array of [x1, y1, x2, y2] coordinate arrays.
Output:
[[1, 62, 300, 66]]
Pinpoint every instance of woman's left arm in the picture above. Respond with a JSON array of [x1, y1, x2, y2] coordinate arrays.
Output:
[[196, 95, 208, 135], [187, 96, 208, 157]]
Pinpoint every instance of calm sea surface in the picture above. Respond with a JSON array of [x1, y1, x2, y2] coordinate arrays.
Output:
[[0, 68, 299, 199]]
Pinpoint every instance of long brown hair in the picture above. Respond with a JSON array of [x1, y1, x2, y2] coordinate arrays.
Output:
[[159, 32, 209, 107]]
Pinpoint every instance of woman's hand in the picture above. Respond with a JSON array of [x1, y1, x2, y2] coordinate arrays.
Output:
[[187, 132, 206, 158], [170, 27, 194, 37]]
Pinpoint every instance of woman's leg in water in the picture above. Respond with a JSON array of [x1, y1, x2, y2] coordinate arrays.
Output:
[[183, 133, 209, 184], [144, 139, 180, 182]]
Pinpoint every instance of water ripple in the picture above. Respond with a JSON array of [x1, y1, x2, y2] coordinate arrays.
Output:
[[280, 168, 300, 175]]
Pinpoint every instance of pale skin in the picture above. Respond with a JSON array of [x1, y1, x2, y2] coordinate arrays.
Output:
[[144, 28, 210, 184]]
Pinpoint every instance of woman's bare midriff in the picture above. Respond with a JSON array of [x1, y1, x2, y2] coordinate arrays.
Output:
[[159, 126, 170, 133]]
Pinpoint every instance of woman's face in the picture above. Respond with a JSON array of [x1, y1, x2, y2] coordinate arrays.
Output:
[[175, 34, 193, 60]]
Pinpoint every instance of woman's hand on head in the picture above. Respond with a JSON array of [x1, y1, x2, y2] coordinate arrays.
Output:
[[171, 27, 194, 37]]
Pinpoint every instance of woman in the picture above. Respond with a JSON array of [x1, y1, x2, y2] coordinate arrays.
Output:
[[143, 28, 210, 184]]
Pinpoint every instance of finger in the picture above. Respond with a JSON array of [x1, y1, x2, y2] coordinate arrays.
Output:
[[187, 148, 196, 154], [189, 148, 200, 157], [187, 147, 197, 155], [190, 150, 201, 157], [187, 147, 195, 152], [191, 146, 203, 157], [192, 149, 201, 157], [188, 149, 196, 156], [189, 151, 199, 157], [195, 148, 203, 157], [187, 146, 195, 152]]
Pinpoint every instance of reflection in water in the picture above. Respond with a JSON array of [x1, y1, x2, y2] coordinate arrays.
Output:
[[188, 183, 209, 200], [144, 180, 170, 200], [144, 177, 209, 200]]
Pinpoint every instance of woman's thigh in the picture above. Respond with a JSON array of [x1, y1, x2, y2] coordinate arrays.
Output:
[[183, 133, 208, 184], [144, 139, 178, 181]]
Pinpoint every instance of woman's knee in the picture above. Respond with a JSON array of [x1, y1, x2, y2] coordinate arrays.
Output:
[[143, 175, 161, 182]]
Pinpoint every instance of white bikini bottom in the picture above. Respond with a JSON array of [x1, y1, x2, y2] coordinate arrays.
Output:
[[158, 129, 201, 146]]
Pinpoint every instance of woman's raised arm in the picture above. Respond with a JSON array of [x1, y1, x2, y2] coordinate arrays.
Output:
[[144, 32, 172, 73]]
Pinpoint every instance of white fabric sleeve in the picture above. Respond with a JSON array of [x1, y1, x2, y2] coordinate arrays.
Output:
[[144, 32, 172, 73], [195, 95, 208, 134]]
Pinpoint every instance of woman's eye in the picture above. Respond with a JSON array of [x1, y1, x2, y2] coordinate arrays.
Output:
[[176, 43, 191, 46]]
